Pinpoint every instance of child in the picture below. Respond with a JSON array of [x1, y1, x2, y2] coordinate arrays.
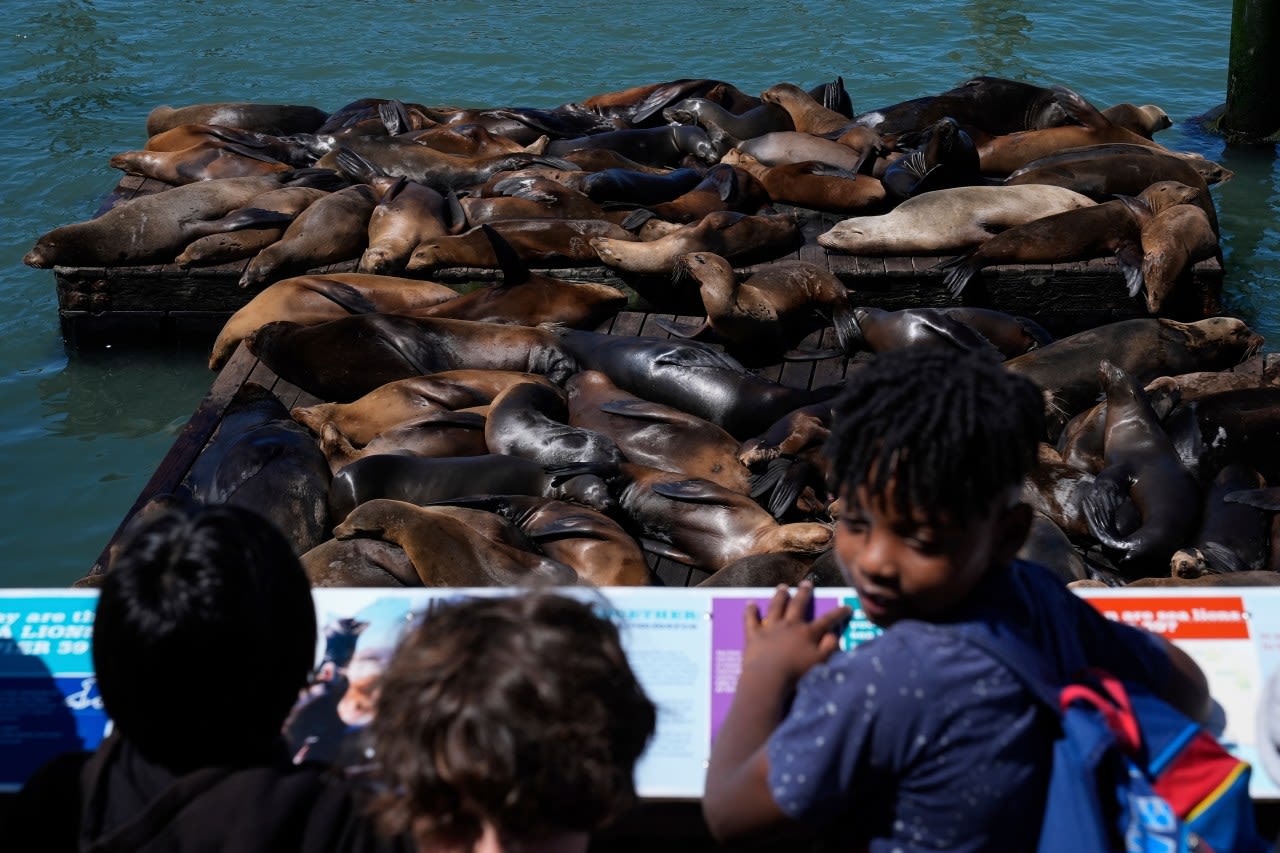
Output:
[[7, 503, 408, 853], [703, 347, 1211, 851], [368, 591, 657, 853]]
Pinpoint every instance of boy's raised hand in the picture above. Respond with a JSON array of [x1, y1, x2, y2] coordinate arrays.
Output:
[[743, 581, 852, 689]]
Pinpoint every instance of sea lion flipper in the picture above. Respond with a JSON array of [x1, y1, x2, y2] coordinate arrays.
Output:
[[301, 279, 379, 315], [651, 315, 714, 340], [596, 399, 682, 423], [622, 208, 657, 232], [1199, 540, 1251, 574], [781, 346, 846, 361], [637, 537, 697, 565], [335, 147, 386, 182], [445, 191, 467, 234], [914, 310, 1006, 360], [1051, 84, 1109, 130], [650, 479, 731, 504], [491, 176, 560, 205], [1225, 487, 1280, 512], [479, 224, 531, 287], [1082, 469, 1135, 550], [377, 99, 410, 136], [1116, 242, 1145, 298], [209, 207, 298, 232]]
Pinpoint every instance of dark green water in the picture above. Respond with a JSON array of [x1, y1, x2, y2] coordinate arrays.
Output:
[[2, 0, 1276, 586]]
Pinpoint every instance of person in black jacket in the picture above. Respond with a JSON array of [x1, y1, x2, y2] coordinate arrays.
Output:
[[6, 502, 410, 853]]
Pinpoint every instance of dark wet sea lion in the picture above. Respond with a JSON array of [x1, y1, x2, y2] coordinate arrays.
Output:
[[622, 164, 770, 228], [175, 185, 329, 268], [816, 184, 1096, 255], [358, 176, 451, 275], [485, 381, 623, 469], [321, 139, 577, 193], [247, 314, 577, 402], [719, 150, 888, 214], [1164, 386, 1280, 485], [938, 180, 1202, 298], [1018, 513, 1089, 584], [1023, 445, 1097, 540], [1055, 382, 1181, 475], [546, 125, 720, 167], [573, 166, 704, 205], [1082, 360, 1201, 574], [655, 252, 854, 365], [317, 411, 489, 474], [292, 370, 556, 445], [422, 494, 650, 586], [565, 370, 751, 494], [695, 552, 816, 588], [399, 123, 540, 157], [881, 117, 983, 200], [1139, 203, 1221, 314], [852, 76, 1072, 139], [1170, 464, 1270, 578], [239, 183, 379, 288], [24, 171, 340, 268], [333, 499, 577, 586], [736, 401, 835, 468], [614, 463, 832, 573], [328, 453, 614, 523], [211, 272, 459, 370], [146, 102, 329, 136], [406, 218, 636, 272], [842, 305, 1050, 360], [591, 210, 803, 275], [1003, 316, 1264, 439], [300, 537, 418, 587], [569, 78, 760, 127], [662, 98, 794, 141], [182, 383, 331, 555]]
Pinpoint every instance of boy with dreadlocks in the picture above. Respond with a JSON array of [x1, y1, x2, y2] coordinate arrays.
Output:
[[703, 347, 1211, 852]]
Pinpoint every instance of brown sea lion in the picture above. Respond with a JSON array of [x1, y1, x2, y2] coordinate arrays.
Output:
[[1008, 143, 1233, 187], [565, 370, 752, 494], [146, 102, 328, 136], [317, 411, 488, 474], [175, 185, 330, 268], [555, 329, 837, 439], [1170, 464, 1270, 578], [621, 164, 770, 229], [1101, 104, 1173, 138], [760, 83, 853, 136], [23, 172, 340, 268], [613, 463, 832, 573], [1082, 360, 1201, 575], [454, 176, 614, 226], [358, 176, 451, 275], [406, 218, 636, 272], [210, 272, 459, 369], [1055, 382, 1182, 475], [422, 272, 627, 330], [421, 494, 651, 586], [653, 253, 854, 365], [736, 131, 874, 173], [569, 78, 760, 127], [322, 140, 576, 193], [1003, 317, 1264, 439], [736, 401, 835, 468], [938, 180, 1202, 298], [1144, 355, 1280, 402], [662, 98, 794, 141], [591, 210, 803, 275], [398, 123, 540, 157], [719, 149, 888, 214], [841, 305, 1051, 360], [1122, 571, 1280, 587], [246, 314, 577, 402], [1139, 203, 1222, 314], [299, 537, 418, 587], [109, 142, 292, 185], [239, 183, 379, 288], [292, 370, 555, 445], [333, 499, 577, 586], [328, 454, 615, 523], [484, 381, 624, 469], [816, 184, 1096, 255]]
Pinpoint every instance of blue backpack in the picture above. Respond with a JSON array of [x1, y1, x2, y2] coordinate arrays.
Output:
[[960, 620, 1269, 853]]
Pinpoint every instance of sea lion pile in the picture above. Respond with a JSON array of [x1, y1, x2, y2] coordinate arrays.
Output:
[[42, 76, 1277, 590]]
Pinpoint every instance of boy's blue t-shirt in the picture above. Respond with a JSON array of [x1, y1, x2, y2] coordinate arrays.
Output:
[[765, 559, 1171, 853]]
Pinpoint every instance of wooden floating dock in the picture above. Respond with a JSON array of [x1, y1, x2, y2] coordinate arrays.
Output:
[[54, 176, 1225, 349], [88, 308, 856, 585]]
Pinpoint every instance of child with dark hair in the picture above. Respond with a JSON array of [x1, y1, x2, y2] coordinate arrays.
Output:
[[369, 591, 658, 853], [703, 347, 1211, 851], [7, 503, 408, 853]]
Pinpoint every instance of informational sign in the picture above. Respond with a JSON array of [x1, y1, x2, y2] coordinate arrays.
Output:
[[2, 586, 1278, 801]]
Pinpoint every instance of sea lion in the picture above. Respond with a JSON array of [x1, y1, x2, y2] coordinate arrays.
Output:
[[317, 411, 489, 474], [880, 117, 984, 200], [621, 164, 770, 229], [453, 176, 614, 226], [398, 123, 540, 157], [1018, 513, 1089, 584], [1055, 382, 1182, 475], [146, 102, 329, 136], [1139, 203, 1222, 314], [485, 381, 624, 469], [210, 272, 460, 370], [736, 401, 835, 468], [246, 314, 577, 402], [239, 183, 379, 288], [759, 83, 854, 136], [299, 537, 418, 587], [406, 218, 636, 272], [613, 462, 832, 573], [422, 271, 628, 329], [1100, 104, 1173, 138], [109, 142, 293, 185], [358, 176, 452, 275], [23, 171, 341, 268], [1144, 355, 1280, 402], [175, 185, 330, 268], [556, 329, 837, 439], [736, 131, 874, 173], [1169, 464, 1270, 577], [1023, 445, 1097, 540], [567, 78, 760, 127], [1008, 143, 1233, 187], [181, 383, 331, 556], [938, 180, 1202, 298], [694, 552, 816, 588], [573, 167, 704, 206], [1163, 387, 1280, 485], [1121, 571, 1280, 587], [719, 149, 887, 214], [333, 499, 577, 586], [292, 370, 556, 445], [420, 494, 651, 586], [1082, 360, 1201, 574], [545, 125, 720, 167], [1003, 316, 1263, 439], [591, 210, 803, 275], [565, 369, 752, 494], [653, 252, 855, 365], [328, 453, 615, 523], [841, 305, 1051, 360], [322, 140, 575, 193], [662, 98, 794, 141], [852, 76, 1073, 139], [817, 184, 1096, 255]]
